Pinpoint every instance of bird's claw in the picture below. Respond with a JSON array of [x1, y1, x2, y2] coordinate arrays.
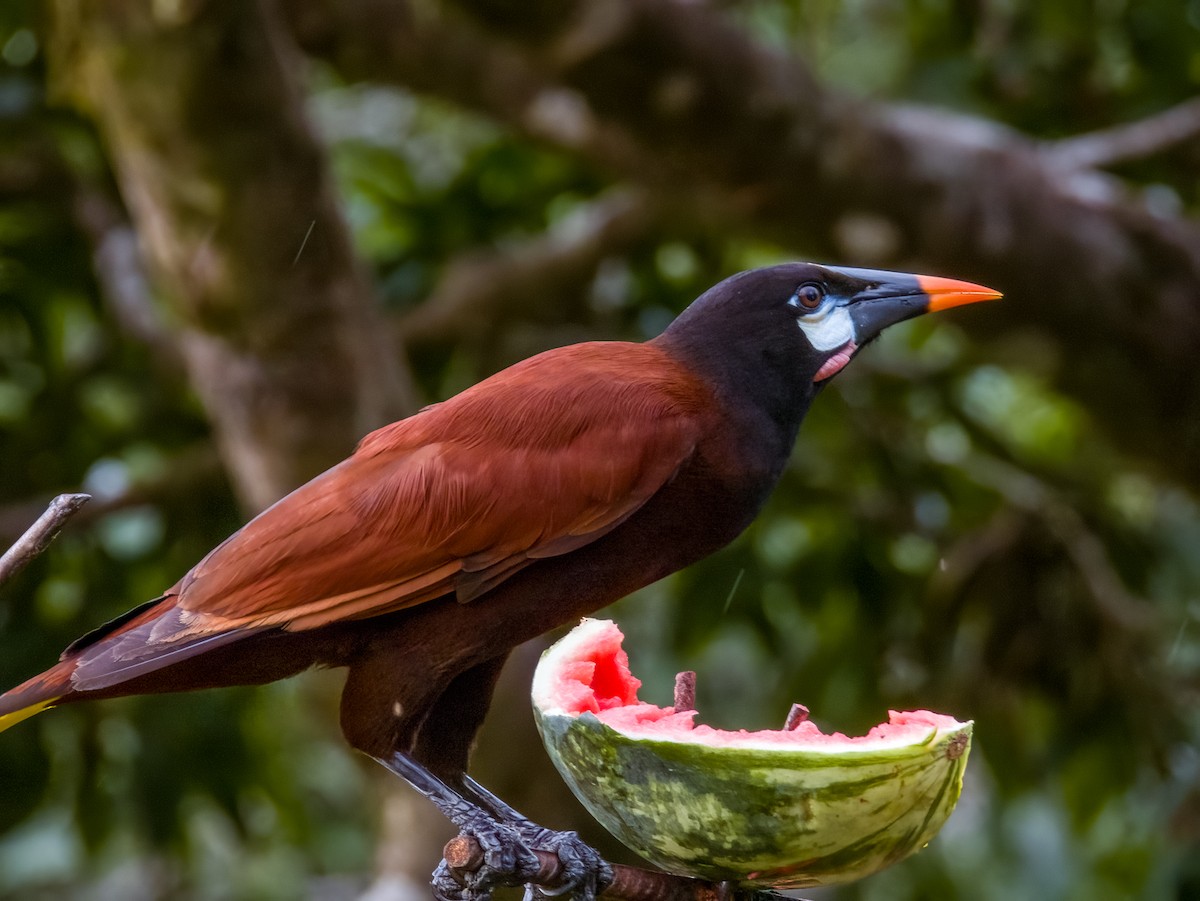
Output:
[[520, 827, 612, 901], [433, 860, 468, 901], [434, 812, 542, 901]]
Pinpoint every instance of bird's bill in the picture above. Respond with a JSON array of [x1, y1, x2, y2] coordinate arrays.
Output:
[[828, 265, 1002, 344], [917, 274, 1005, 313]]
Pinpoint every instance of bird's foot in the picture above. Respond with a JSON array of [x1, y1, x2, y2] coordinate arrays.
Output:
[[375, 753, 610, 901], [462, 774, 611, 899], [460, 776, 611, 900], [516, 826, 611, 901], [435, 821, 611, 901], [432, 811, 542, 901]]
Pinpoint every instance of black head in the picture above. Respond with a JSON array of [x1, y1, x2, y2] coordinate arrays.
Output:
[[655, 262, 1000, 456]]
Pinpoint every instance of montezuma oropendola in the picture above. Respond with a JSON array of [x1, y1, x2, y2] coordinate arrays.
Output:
[[0, 263, 999, 897]]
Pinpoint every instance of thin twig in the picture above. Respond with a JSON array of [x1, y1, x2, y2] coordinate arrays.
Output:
[[1047, 96, 1200, 171], [0, 494, 91, 588]]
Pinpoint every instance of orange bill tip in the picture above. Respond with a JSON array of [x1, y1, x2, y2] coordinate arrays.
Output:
[[918, 274, 1003, 313]]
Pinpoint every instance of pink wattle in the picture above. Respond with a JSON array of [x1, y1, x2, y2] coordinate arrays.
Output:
[[814, 341, 857, 382]]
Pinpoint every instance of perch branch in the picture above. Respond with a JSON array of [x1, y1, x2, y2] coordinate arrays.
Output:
[[0, 494, 91, 588], [444, 835, 791, 901]]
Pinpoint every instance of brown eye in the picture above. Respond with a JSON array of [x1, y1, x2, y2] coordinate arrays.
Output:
[[791, 283, 824, 310]]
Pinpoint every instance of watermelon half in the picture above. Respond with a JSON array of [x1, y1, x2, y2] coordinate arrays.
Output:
[[531, 618, 972, 889]]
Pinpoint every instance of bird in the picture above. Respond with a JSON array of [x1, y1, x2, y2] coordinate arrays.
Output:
[[0, 262, 998, 898]]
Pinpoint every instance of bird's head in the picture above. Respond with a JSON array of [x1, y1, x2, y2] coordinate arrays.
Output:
[[781, 262, 1001, 382], [661, 261, 1000, 390], [657, 262, 1000, 446]]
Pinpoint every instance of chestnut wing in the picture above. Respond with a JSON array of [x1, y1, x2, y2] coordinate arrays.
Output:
[[171, 343, 709, 634]]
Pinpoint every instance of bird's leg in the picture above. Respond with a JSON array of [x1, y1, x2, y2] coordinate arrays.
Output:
[[373, 752, 610, 901], [375, 751, 544, 901], [461, 774, 612, 901]]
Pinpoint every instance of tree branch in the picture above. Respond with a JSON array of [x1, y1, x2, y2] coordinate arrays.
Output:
[[279, 0, 643, 170], [71, 179, 183, 370], [0, 494, 91, 588], [1046, 96, 1200, 171], [958, 452, 1153, 633], [50, 0, 418, 512], [397, 189, 658, 346], [288, 0, 1200, 489], [0, 446, 224, 549]]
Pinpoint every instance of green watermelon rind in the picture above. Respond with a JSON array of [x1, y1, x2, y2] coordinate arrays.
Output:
[[534, 706, 972, 889]]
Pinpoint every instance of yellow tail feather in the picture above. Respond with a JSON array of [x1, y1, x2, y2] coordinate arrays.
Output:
[[0, 698, 55, 733]]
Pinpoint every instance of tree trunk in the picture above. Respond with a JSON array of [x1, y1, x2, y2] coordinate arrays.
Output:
[[50, 0, 415, 511], [48, 3, 437, 895]]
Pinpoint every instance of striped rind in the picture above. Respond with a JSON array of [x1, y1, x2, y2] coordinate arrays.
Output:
[[534, 707, 971, 888]]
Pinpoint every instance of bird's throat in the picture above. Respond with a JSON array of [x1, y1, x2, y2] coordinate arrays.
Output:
[[814, 341, 857, 382]]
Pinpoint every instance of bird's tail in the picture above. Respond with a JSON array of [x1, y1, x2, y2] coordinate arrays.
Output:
[[0, 659, 73, 733], [0, 595, 177, 734]]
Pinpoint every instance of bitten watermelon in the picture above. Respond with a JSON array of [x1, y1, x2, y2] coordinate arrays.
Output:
[[532, 618, 972, 889]]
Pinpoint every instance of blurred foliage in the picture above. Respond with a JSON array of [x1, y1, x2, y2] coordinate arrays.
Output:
[[1, 0, 1199, 899]]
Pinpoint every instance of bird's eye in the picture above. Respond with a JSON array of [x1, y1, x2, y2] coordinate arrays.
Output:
[[789, 283, 825, 311]]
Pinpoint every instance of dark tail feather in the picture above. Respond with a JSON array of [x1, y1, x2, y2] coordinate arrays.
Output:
[[69, 614, 263, 692], [1, 594, 258, 731], [61, 595, 167, 658]]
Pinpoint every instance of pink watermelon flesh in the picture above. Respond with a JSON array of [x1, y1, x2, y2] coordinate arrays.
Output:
[[545, 619, 962, 749]]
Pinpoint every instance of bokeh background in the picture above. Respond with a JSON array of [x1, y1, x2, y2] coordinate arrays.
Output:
[[1, 1, 1198, 898]]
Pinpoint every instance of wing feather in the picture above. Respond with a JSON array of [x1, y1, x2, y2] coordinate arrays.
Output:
[[158, 343, 710, 640]]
